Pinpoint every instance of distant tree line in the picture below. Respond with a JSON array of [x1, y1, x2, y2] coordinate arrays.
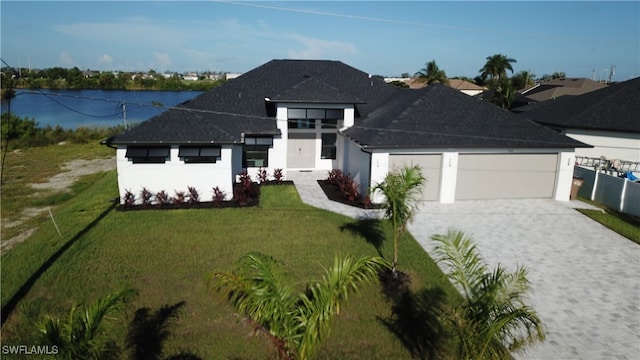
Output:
[[0, 66, 225, 95]]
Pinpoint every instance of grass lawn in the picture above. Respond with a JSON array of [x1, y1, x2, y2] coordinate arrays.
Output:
[[1, 169, 459, 359], [576, 198, 640, 245], [1, 142, 115, 241]]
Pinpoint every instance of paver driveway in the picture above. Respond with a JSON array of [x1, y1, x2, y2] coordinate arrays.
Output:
[[408, 199, 640, 360], [289, 171, 639, 359]]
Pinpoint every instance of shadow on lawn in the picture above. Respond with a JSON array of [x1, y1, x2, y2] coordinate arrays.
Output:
[[127, 301, 202, 360], [339, 218, 385, 257], [379, 282, 449, 360], [1, 200, 118, 327]]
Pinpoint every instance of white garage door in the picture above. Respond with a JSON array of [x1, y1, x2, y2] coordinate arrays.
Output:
[[456, 154, 558, 200], [388, 154, 442, 201]]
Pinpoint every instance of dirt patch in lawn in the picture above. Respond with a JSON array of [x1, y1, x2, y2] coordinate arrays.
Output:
[[1, 157, 115, 254]]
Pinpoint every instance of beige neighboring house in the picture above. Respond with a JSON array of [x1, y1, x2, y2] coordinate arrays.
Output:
[[446, 79, 485, 96], [521, 78, 607, 102], [384, 77, 486, 94]]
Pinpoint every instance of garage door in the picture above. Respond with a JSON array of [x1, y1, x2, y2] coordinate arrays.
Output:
[[388, 154, 442, 201], [455, 154, 558, 200]]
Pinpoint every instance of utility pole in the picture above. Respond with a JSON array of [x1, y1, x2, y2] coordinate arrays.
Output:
[[121, 102, 127, 128]]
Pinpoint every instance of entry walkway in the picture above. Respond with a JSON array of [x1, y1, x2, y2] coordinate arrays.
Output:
[[288, 170, 640, 360]]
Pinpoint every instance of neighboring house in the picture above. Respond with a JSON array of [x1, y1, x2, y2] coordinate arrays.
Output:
[[103, 59, 587, 204], [446, 79, 485, 96], [514, 77, 640, 165], [521, 78, 607, 102]]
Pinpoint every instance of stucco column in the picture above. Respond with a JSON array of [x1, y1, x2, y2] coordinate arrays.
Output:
[[439, 152, 459, 203], [554, 151, 575, 201]]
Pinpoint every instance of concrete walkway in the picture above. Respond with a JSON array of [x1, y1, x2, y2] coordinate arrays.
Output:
[[287, 170, 640, 360]]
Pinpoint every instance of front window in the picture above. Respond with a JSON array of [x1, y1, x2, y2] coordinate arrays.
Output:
[[125, 146, 170, 163], [243, 136, 273, 167], [321, 133, 337, 160], [178, 146, 221, 163]]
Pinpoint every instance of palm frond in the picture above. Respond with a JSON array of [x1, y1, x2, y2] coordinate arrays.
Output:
[[432, 229, 487, 297]]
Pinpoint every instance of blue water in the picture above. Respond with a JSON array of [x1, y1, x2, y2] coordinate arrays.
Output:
[[1, 89, 203, 129]]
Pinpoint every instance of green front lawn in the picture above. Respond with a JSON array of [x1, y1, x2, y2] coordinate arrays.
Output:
[[1, 171, 458, 359]]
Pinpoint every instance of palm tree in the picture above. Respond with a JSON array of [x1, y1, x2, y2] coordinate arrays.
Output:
[[38, 289, 136, 360], [211, 252, 387, 360], [415, 60, 449, 85], [373, 165, 426, 273], [511, 70, 536, 90], [479, 54, 517, 83], [490, 77, 517, 109], [431, 230, 545, 359]]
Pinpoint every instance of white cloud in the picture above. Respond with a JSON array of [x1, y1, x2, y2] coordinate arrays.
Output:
[[287, 34, 357, 60], [58, 51, 75, 66], [98, 54, 113, 66], [153, 52, 172, 72]]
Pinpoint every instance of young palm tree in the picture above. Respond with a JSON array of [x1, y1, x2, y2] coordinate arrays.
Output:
[[373, 165, 426, 272], [211, 252, 387, 360], [431, 230, 545, 359], [415, 60, 449, 85], [479, 54, 517, 82], [38, 289, 136, 360]]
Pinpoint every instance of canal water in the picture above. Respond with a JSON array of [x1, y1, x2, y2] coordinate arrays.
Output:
[[1, 89, 203, 129]]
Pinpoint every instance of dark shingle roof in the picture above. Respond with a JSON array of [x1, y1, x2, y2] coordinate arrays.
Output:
[[514, 77, 640, 133], [106, 59, 396, 145], [343, 84, 588, 149], [105, 59, 587, 150]]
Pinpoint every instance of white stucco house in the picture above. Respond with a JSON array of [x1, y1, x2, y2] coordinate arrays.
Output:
[[515, 77, 640, 165], [102, 59, 588, 204]]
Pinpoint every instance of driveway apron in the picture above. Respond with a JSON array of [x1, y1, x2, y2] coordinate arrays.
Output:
[[289, 171, 640, 360]]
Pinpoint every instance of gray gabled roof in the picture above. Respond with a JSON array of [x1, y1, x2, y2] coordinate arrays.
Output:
[[515, 77, 640, 134], [105, 59, 395, 145], [343, 84, 588, 149], [105, 59, 587, 150]]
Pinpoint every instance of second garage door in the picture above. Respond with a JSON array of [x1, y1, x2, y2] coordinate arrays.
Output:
[[455, 154, 558, 200], [388, 154, 442, 201]]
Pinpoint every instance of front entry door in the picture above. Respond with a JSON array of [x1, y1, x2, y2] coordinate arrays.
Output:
[[287, 133, 316, 168]]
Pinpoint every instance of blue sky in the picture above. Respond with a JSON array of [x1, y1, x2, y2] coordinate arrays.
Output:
[[2, 1, 638, 81]]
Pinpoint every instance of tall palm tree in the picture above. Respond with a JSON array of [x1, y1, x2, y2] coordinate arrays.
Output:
[[211, 252, 387, 360], [373, 165, 426, 272], [479, 54, 517, 82], [431, 230, 545, 359], [415, 60, 449, 85], [38, 289, 136, 360]]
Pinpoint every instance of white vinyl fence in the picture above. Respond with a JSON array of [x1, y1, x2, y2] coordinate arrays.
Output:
[[574, 166, 640, 217]]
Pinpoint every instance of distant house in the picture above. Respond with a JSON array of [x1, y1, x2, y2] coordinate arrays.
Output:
[[103, 59, 587, 204], [446, 79, 485, 96], [521, 78, 607, 102], [515, 77, 640, 164]]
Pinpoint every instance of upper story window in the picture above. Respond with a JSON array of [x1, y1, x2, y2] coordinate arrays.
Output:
[[288, 108, 344, 129], [178, 146, 221, 163], [125, 146, 170, 164]]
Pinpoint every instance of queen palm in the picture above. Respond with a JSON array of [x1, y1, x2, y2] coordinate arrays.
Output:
[[373, 165, 426, 273], [211, 252, 387, 360], [431, 230, 545, 359], [415, 60, 448, 85], [38, 289, 136, 360], [479, 54, 517, 82]]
